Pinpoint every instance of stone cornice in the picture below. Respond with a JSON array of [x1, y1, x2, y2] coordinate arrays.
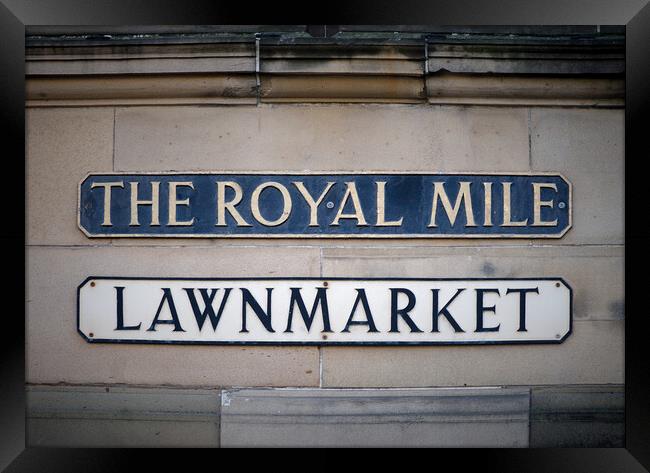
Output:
[[25, 30, 624, 107]]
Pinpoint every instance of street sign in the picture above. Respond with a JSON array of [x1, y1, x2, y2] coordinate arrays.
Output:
[[78, 277, 572, 345], [78, 173, 572, 238]]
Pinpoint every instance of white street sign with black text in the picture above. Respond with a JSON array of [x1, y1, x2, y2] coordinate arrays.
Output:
[[78, 277, 572, 345]]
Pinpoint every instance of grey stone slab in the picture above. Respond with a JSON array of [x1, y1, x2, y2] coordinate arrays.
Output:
[[220, 387, 530, 447], [28, 418, 219, 448], [530, 385, 624, 447], [27, 385, 220, 447]]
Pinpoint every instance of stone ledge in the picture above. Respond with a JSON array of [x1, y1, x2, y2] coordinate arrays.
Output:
[[26, 26, 625, 46], [426, 74, 624, 107], [26, 74, 257, 107], [259, 74, 425, 103], [26, 73, 624, 107], [26, 385, 221, 447], [220, 387, 530, 447], [530, 385, 624, 447], [25, 33, 624, 106], [25, 384, 624, 447], [260, 44, 424, 76], [427, 43, 624, 75], [26, 74, 428, 106], [26, 42, 255, 76]]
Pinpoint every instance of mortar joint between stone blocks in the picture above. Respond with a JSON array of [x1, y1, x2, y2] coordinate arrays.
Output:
[[255, 35, 261, 106]]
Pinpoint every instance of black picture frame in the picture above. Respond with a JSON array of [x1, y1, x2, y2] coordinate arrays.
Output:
[[2, 1, 648, 470]]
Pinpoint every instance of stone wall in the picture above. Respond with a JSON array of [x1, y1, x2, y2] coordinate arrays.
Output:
[[25, 27, 625, 447]]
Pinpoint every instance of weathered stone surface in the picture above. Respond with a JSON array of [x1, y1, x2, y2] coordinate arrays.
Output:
[[220, 387, 530, 447], [261, 59, 423, 76], [25, 383, 626, 448], [27, 385, 221, 447], [260, 75, 425, 102], [426, 38, 624, 74], [321, 321, 623, 387], [26, 74, 625, 107], [322, 245, 623, 320], [27, 42, 255, 76], [114, 104, 529, 172], [260, 44, 423, 76], [426, 75, 624, 107], [530, 108, 624, 244], [530, 385, 624, 447], [26, 246, 320, 387], [26, 107, 114, 246], [27, 75, 257, 107]]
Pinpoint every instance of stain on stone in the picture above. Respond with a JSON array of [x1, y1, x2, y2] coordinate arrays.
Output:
[[608, 300, 624, 319], [481, 262, 496, 276], [221, 86, 244, 97]]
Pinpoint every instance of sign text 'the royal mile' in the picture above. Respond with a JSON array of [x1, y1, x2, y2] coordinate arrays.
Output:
[[78, 173, 571, 238]]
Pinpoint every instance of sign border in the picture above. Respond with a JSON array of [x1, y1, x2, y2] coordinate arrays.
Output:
[[77, 276, 573, 346], [77, 171, 573, 239]]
